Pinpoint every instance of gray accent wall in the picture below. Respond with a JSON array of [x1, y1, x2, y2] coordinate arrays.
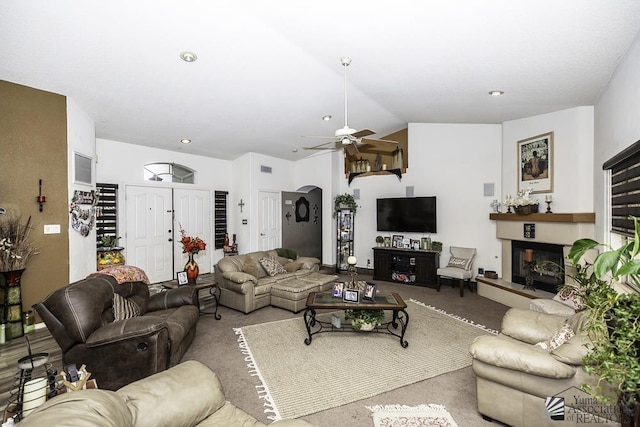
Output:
[[281, 187, 322, 260]]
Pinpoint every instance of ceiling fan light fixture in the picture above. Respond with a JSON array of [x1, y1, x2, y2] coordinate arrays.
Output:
[[180, 138, 192, 144], [180, 51, 198, 63], [322, 115, 332, 121]]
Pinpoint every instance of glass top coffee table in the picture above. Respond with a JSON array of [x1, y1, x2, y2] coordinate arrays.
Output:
[[303, 291, 409, 347]]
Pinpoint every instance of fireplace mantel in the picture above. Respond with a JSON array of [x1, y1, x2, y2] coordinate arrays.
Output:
[[489, 213, 595, 223]]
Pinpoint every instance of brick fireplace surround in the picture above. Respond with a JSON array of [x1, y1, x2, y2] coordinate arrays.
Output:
[[479, 212, 596, 309]]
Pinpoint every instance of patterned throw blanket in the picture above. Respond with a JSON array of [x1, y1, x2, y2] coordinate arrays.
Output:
[[91, 265, 150, 284]]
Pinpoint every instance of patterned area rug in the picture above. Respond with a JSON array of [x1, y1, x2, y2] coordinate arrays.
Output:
[[234, 299, 496, 420], [367, 404, 459, 427]]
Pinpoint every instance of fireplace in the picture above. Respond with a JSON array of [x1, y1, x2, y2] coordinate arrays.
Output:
[[511, 240, 564, 293]]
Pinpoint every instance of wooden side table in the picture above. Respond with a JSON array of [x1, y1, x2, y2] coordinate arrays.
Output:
[[161, 274, 221, 319]]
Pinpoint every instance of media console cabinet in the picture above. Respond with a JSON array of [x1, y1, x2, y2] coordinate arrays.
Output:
[[372, 247, 440, 288]]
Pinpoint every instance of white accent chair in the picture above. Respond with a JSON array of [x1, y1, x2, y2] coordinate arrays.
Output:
[[436, 246, 476, 297]]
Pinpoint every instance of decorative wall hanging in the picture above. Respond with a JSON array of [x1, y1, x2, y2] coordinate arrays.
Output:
[[70, 190, 98, 237], [295, 197, 310, 222]]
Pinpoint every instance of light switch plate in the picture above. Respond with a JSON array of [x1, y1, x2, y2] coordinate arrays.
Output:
[[44, 224, 61, 234]]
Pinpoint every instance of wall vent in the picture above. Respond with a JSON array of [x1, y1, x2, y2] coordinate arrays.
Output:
[[260, 165, 272, 173]]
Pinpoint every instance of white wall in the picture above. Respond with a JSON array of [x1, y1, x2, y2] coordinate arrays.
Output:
[[335, 123, 503, 275], [594, 31, 640, 241], [502, 106, 595, 213], [67, 97, 97, 281]]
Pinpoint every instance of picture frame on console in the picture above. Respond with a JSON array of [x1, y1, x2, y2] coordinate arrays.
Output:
[[177, 271, 188, 286], [411, 239, 420, 250], [343, 289, 359, 303], [332, 282, 345, 298], [517, 131, 554, 193], [384, 236, 391, 248], [392, 235, 404, 248], [362, 283, 377, 301]]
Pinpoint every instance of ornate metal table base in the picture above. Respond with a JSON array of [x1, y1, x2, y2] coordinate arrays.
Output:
[[303, 307, 409, 348], [199, 285, 222, 320]]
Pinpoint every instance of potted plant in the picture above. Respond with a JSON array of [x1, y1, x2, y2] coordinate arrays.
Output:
[[376, 235, 384, 247], [431, 241, 443, 252], [333, 193, 358, 218], [504, 188, 539, 214], [568, 218, 640, 426], [345, 309, 385, 331]]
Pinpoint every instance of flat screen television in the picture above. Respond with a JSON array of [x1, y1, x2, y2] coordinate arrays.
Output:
[[376, 197, 437, 233]]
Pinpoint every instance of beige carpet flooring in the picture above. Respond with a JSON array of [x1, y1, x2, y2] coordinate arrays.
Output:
[[182, 274, 511, 426]]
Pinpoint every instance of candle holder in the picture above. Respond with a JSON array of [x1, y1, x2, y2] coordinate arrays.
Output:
[[347, 256, 358, 288], [524, 260, 536, 291], [545, 200, 553, 213]]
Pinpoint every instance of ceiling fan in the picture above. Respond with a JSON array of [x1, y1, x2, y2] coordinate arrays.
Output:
[[302, 56, 398, 157]]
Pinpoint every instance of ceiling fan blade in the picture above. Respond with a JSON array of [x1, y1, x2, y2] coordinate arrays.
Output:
[[301, 135, 337, 140], [302, 140, 339, 150], [345, 143, 359, 156], [360, 138, 399, 151], [352, 129, 376, 139]]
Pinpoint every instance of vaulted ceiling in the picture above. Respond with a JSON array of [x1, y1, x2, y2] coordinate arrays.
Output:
[[2, 1, 640, 161]]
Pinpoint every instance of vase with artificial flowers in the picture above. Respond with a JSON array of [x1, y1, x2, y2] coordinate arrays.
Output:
[[179, 225, 206, 284]]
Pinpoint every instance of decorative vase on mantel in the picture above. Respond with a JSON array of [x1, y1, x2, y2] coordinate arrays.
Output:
[[184, 253, 199, 284]]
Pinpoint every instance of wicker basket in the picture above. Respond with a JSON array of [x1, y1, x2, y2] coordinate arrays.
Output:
[[514, 204, 539, 215]]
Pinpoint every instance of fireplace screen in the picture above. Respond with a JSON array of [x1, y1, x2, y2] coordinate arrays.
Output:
[[512, 240, 564, 293]]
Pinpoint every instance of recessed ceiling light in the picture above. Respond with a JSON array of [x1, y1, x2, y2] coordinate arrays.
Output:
[[322, 115, 332, 121], [488, 90, 504, 96], [180, 138, 191, 144], [292, 148, 298, 152], [180, 52, 198, 63]]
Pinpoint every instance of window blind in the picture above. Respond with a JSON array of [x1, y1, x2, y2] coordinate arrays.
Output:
[[214, 191, 229, 249], [603, 139, 640, 236]]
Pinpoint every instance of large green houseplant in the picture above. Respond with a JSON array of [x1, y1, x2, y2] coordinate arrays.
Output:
[[568, 218, 640, 426]]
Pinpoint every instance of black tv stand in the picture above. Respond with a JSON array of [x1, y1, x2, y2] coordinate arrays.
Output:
[[372, 247, 440, 288]]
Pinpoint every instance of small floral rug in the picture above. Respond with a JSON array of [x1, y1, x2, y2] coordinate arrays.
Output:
[[367, 404, 458, 427]]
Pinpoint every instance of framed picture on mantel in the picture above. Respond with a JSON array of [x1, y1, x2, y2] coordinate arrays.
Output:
[[517, 131, 553, 194]]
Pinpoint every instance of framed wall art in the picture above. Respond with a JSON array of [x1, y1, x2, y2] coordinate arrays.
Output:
[[517, 131, 553, 193]]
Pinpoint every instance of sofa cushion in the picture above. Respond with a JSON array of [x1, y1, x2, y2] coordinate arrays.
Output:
[[501, 308, 567, 344], [242, 257, 267, 279], [552, 287, 585, 311], [259, 256, 287, 276], [551, 330, 591, 365], [284, 261, 303, 272], [27, 389, 133, 427], [144, 306, 199, 346], [113, 293, 141, 321], [470, 335, 577, 379], [118, 360, 226, 427], [296, 256, 321, 270]]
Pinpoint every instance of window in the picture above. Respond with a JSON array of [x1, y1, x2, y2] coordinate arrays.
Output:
[[214, 191, 229, 249], [603, 139, 640, 236], [144, 162, 195, 183], [96, 183, 118, 245]]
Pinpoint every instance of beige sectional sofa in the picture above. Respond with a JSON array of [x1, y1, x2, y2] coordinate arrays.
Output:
[[215, 250, 337, 313]]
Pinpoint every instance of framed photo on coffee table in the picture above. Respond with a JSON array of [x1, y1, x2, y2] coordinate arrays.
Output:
[[332, 282, 345, 298], [343, 289, 359, 303], [362, 283, 377, 301]]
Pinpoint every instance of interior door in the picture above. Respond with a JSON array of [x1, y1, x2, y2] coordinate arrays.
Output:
[[258, 190, 280, 251], [174, 188, 211, 275], [125, 186, 174, 283]]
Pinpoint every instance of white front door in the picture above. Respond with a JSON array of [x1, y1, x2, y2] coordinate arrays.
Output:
[[125, 186, 174, 283], [258, 191, 280, 251], [174, 188, 211, 274]]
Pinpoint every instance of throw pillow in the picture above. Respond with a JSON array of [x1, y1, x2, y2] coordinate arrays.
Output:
[[259, 256, 287, 277], [534, 322, 575, 352], [552, 287, 585, 311], [113, 293, 140, 321], [242, 258, 267, 279], [447, 256, 472, 270], [284, 261, 303, 273], [276, 248, 298, 260]]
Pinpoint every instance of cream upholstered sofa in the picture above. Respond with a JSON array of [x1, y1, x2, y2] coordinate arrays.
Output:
[[470, 308, 619, 427], [25, 360, 315, 427], [215, 250, 337, 313]]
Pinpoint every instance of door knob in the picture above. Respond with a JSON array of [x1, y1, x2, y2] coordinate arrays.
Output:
[[260, 233, 265, 236], [168, 238, 173, 242]]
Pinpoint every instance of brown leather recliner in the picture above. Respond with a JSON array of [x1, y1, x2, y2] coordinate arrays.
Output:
[[34, 274, 199, 390]]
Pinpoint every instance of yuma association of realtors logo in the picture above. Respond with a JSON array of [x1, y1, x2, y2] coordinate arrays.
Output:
[[545, 387, 622, 424]]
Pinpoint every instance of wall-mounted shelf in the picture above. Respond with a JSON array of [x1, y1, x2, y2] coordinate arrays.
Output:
[[348, 169, 402, 185], [489, 213, 595, 223]]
